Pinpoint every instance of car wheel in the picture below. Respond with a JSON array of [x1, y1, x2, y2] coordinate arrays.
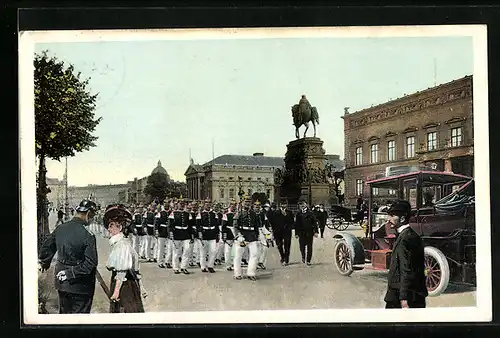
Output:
[[334, 240, 353, 276], [424, 246, 450, 297]]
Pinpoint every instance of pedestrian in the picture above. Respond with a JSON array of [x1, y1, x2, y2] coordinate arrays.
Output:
[[55, 207, 65, 227], [103, 204, 148, 313], [196, 200, 219, 273], [221, 201, 237, 271], [155, 205, 170, 268], [314, 204, 328, 238], [38, 199, 98, 314], [233, 197, 261, 281], [384, 200, 428, 309], [169, 200, 195, 274], [294, 200, 319, 266], [271, 199, 294, 266]]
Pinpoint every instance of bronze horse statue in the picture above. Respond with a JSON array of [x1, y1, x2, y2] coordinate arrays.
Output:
[[291, 103, 320, 139]]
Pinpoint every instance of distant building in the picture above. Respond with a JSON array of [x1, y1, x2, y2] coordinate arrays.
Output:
[[68, 183, 130, 209], [185, 152, 345, 204], [342, 75, 473, 206], [46, 178, 65, 208]]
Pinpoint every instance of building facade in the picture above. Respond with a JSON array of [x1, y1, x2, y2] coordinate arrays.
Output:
[[343, 75, 473, 206], [185, 152, 345, 204], [46, 178, 66, 208]]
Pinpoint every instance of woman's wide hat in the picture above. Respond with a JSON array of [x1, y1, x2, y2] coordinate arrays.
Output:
[[103, 204, 133, 229]]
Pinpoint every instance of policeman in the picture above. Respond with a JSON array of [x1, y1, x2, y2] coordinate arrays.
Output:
[[142, 206, 157, 262], [38, 199, 98, 313], [169, 200, 195, 274], [196, 199, 219, 273], [221, 200, 237, 271], [155, 205, 170, 268], [233, 197, 261, 281]]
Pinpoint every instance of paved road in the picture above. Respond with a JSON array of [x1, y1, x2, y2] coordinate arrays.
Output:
[[44, 212, 476, 313]]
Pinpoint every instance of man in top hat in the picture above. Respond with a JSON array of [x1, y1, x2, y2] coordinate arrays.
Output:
[[154, 205, 170, 268], [294, 199, 319, 266], [196, 199, 219, 273], [38, 199, 98, 313], [384, 200, 428, 309], [233, 197, 261, 281], [272, 199, 295, 266], [220, 200, 237, 271], [168, 199, 195, 274]]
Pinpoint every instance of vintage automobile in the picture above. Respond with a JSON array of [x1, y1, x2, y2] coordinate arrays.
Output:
[[332, 167, 475, 297]]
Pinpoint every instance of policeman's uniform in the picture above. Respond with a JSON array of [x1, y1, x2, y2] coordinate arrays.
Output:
[[221, 205, 236, 271], [233, 205, 261, 280], [169, 207, 195, 274], [38, 199, 98, 313], [155, 207, 170, 268], [196, 206, 219, 273], [143, 208, 157, 261]]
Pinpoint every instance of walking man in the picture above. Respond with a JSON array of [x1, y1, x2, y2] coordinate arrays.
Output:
[[55, 207, 65, 227], [314, 204, 328, 238], [256, 201, 273, 270], [294, 200, 319, 266], [155, 205, 170, 268], [196, 200, 219, 273], [272, 199, 294, 266], [384, 200, 428, 309], [38, 199, 98, 313], [169, 201, 195, 275], [131, 208, 144, 256], [221, 200, 237, 271], [233, 197, 261, 281], [142, 206, 157, 262]]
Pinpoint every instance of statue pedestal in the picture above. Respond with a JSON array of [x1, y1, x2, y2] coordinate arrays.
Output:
[[275, 137, 330, 207]]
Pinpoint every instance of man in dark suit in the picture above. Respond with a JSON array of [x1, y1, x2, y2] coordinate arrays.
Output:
[[313, 204, 328, 238], [38, 199, 99, 314], [294, 200, 319, 265], [271, 200, 294, 266], [384, 200, 428, 309]]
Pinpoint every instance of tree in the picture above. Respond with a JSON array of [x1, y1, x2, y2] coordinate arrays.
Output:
[[143, 173, 170, 203], [251, 192, 268, 204], [35, 51, 102, 244]]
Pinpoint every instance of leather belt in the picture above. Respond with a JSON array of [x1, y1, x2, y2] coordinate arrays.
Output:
[[57, 259, 81, 266]]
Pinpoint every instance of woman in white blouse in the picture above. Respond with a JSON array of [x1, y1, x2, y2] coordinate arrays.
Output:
[[104, 204, 147, 313]]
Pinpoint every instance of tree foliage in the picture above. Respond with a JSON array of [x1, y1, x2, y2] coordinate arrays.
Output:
[[251, 192, 268, 204], [144, 173, 188, 203], [34, 50, 102, 160]]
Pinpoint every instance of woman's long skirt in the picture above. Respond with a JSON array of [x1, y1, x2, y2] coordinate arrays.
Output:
[[109, 273, 145, 313]]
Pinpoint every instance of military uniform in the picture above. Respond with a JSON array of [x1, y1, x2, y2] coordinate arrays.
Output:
[[131, 211, 144, 257], [169, 208, 195, 274], [155, 208, 170, 268], [38, 200, 98, 313], [196, 207, 219, 273], [143, 209, 157, 261], [214, 209, 225, 265], [221, 207, 236, 270], [233, 207, 261, 280], [257, 204, 273, 269]]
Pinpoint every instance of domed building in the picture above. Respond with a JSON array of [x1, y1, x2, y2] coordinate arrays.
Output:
[[151, 160, 171, 181]]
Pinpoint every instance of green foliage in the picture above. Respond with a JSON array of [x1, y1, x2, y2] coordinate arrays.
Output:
[[34, 50, 102, 160], [144, 173, 171, 203], [251, 192, 268, 204]]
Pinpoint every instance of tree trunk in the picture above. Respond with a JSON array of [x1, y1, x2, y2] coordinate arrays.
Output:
[[37, 154, 50, 248]]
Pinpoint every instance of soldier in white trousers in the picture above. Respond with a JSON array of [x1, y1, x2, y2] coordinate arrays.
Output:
[[221, 201, 237, 271], [257, 203, 274, 270], [233, 198, 261, 281], [155, 205, 170, 268], [196, 200, 219, 273], [131, 208, 144, 255], [170, 201, 195, 274], [143, 205, 157, 262]]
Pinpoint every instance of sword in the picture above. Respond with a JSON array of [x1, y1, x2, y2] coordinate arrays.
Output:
[[95, 268, 111, 300]]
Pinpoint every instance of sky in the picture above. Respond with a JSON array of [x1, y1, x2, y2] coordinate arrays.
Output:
[[34, 35, 473, 186]]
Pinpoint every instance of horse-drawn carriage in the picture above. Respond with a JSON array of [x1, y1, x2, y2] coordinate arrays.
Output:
[[332, 167, 476, 297], [326, 205, 367, 231]]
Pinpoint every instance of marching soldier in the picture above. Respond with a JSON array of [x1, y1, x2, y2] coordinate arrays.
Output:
[[233, 197, 261, 281], [155, 205, 170, 268], [169, 200, 195, 274], [221, 200, 237, 271], [214, 203, 225, 266], [142, 206, 157, 262], [196, 199, 219, 273], [255, 201, 273, 270], [164, 202, 176, 269], [38, 199, 98, 313], [190, 201, 201, 267]]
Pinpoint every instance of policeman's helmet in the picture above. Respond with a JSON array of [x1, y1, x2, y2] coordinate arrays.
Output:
[[386, 200, 412, 216], [75, 199, 98, 213], [103, 204, 133, 229]]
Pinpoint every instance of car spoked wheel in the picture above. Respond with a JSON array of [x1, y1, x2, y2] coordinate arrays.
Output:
[[334, 240, 353, 276], [424, 246, 450, 297]]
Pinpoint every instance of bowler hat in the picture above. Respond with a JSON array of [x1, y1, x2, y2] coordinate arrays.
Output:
[[387, 200, 411, 215]]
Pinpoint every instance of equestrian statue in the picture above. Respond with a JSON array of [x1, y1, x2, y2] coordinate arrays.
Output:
[[291, 94, 320, 139]]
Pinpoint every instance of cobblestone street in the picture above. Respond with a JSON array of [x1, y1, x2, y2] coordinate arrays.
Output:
[[43, 213, 476, 313]]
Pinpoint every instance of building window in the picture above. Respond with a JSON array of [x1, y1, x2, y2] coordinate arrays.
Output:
[[355, 147, 363, 165], [356, 179, 364, 196], [248, 177, 252, 181], [427, 132, 437, 151], [266, 189, 271, 198], [406, 136, 415, 158], [372, 187, 379, 196], [388, 189, 396, 195], [229, 188, 235, 199], [247, 189, 252, 196], [266, 177, 269, 182], [387, 140, 396, 161], [451, 127, 463, 147], [370, 144, 378, 163], [229, 177, 234, 180], [219, 188, 225, 199], [257, 177, 261, 181]]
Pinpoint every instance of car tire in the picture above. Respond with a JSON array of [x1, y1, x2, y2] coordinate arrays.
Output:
[[424, 246, 450, 297], [334, 240, 354, 276]]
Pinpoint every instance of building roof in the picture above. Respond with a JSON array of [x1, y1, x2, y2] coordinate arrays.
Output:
[[325, 155, 345, 172], [46, 178, 63, 185], [151, 160, 169, 176], [203, 154, 285, 167]]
